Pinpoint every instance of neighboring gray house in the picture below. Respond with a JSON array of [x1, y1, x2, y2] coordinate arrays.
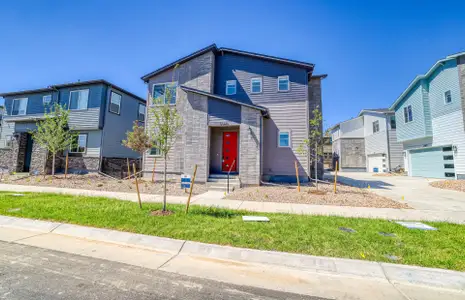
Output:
[[390, 52, 465, 179], [141, 44, 325, 186], [331, 109, 403, 172], [0, 80, 146, 175]]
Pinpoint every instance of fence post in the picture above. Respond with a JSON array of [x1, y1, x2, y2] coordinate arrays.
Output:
[[334, 161, 338, 194], [126, 158, 131, 179], [295, 161, 300, 192], [185, 164, 198, 214], [133, 163, 142, 209], [65, 153, 69, 179], [152, 159, 156, 183]]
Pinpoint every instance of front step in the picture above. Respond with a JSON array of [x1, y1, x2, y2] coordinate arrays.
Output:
[[208, 173, 239, 180], [207, 174, 241, 191]]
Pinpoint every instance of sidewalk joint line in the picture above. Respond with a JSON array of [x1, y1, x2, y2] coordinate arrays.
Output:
[[157, 240, 186, 270], [11, 232, 49, 243], [380, 264, 412, 300]]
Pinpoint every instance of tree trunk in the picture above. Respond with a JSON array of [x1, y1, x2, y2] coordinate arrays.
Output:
[[163, 153, 167, 212], [315, 141, 318, 190], [52, 153, 56, 176]]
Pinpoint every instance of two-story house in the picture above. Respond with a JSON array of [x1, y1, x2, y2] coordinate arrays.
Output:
[[390, 52, 465, 179], [140, 44, 325, 185], [0, 80, 146, 175], [331, 109, 403, 172]]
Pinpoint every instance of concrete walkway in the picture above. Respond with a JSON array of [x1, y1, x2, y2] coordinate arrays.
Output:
[[1, 215, 464, 300], [2, 183, 465, 223]]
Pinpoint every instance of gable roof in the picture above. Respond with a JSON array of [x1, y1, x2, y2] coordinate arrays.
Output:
[[0, 79, 146, 102], [180, 85, 269, 116], [389, 51, 465, 110], [141, 44, 315, 82]]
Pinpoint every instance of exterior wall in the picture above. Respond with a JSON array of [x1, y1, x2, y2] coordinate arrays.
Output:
[[239, 107, 261, 185], [67, 157, 100, 173], [339, 117, 364, 138], [207, 97, 241, 126], [101, 87, 144, 158], [0, 120, 14, 148], [209, 126, 240, 174], [364, 112, 388, 156], [388, 129, 404, 169], [428, 60, 461, 119], [101, 157, 141, 179], [64, 130, 102, 158], [340, 138, 366, 170], [457, 56, 465, 132]]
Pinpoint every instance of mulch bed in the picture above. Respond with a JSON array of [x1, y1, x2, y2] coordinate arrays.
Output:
[[430, 180, 465, 193], [225, 182, 411, 209], [2, 174, 208, 197], [150, 210, 174, 216]]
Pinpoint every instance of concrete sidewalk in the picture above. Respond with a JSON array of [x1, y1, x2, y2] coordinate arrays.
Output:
[[2, 183, 465, 223], [1, 215, 464, 300]]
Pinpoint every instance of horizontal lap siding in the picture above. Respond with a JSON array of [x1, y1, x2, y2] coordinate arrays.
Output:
[[0, 121, 14, 149], [339, 117, 364, 138], [68, 108, 100, 130], [365, 132, 387, 155], [207, 98, 241, 126], [388, 130, 404, 169], [395, 83, 428, 142], [64, 130, 102, 158]]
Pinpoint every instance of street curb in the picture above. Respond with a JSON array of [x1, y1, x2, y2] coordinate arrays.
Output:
[[1, 215, 464, 291]]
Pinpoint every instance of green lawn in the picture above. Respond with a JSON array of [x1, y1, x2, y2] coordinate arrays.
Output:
[[0, 192, 464, 271]]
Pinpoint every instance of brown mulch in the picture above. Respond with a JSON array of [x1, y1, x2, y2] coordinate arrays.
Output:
[[3, 174, 207, 197], [430, 180, 465, 193], [225, 183, 411, 209], [373, 172, 406, 177], [150, 210, 174, 216]]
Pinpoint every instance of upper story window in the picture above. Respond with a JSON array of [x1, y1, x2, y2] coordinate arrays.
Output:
[[278, 130, 291, 147], [250, 77, 262, 94], [278, 75, 290, 92], [11, 98, 28, 115], [70, 133, 87, 153], [109, 91, 122, 114], [226, 80, 237, 95], [152, 83, 177, 105], [43, 95, 52, 106], [390, 115, 396, 129], [69, 89, 89, 110], [444, 90, 452, 104], [372, 120, 380, 133], [403, 105, 413, 123], [138, 103, 146, 122]]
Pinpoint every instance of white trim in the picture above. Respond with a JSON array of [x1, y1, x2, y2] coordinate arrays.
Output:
[[147, 146, 162, 157], [250, 77, 262, 94], [69, 133, 88, 154], [42, 95, 52, 106], [372, 120, 380, 133], [277, 75, 290, 92], [278, 130, 291, 148], [225, 80, 237, 95], [404, 105, 413, 123], [407, 144, 457, 180], [11, 98, 28, 116], [109, 91, 122, 114], [138, 103, 146, 122], [444, 90, 452, 105], [68, 89, 89, 110], [151, 82, 177, 105]]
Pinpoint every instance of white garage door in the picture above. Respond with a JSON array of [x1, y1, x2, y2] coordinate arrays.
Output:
[[410, 146, 455, 179], [368, 154, 386, 173]]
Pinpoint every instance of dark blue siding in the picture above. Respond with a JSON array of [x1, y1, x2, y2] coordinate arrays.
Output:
[[58, 84, 105, 109], [214, 53, 308, 105], [4, 91, 58, 115], [208, 97, 241, 126]]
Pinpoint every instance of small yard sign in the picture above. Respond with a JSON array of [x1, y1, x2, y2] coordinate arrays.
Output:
[[181, 174, 191, 189], [242, 216, 270, 222], [395, 221, 437, 231]]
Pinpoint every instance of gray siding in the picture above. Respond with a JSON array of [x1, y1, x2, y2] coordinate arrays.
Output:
[[14, 122, 37, 133], [388, 129, 404, 169], [207, 97, 241, 126], [365, 132, 387, 156], [64, 130, 102, 158], [68, 108, 100, 130], [101, 87, 144, 158], [0, 120, 14, 149]]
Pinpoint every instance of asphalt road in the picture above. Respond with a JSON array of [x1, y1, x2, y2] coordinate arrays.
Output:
[[0, 241, 326, 300]]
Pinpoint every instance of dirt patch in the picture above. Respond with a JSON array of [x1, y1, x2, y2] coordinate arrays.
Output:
[[150, 210, 174, 216], [2, 174, 207, 197], [373, 172, 406, 177], [430, 180, 465, 193], [225, 183, 411, 209]]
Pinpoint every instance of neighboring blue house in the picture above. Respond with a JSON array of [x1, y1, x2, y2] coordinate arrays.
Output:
[[141, 44, 326, 186], [390, 52, 465, 179], [0, 80, 146, 175]]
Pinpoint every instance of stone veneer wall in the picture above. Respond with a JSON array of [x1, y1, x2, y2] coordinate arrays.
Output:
[[239, 107, 262, 186], [67, 156, 100, 174], [101, 157, 141, 178]]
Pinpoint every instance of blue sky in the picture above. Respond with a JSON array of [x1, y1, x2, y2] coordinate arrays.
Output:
[[1, 0, 464, 128]]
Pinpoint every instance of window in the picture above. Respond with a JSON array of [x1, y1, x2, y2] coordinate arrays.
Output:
[[226, 80, 237, 95], [403, 105, 413, 123], [444, 164, 455, 169], [444, 155, 454, 160], [5, 135, 13, 148], [152, 83, 177, 105], [109, 91, 122, 114], [445, 172, 456, 178], [372, 120, 380, 133], [250, 77, 262, 93], [278, 75, 290, 92], [443, 146, 453, 152], [149, 146, 161, 156], [138, 103, 146, 122], [390, 115, 396, 129], [43, 95, 52, 106], [444, 90, 452, 104], [278, 130, 290, 147], [70, 134, 87, 153], [11, 98, 28, 115], [69, 89, 89, 110]]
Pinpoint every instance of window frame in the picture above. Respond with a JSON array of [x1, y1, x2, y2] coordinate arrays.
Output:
[[148, 146, 161, 157], [11, 98, 28, 116], [225, 80, 237, 96], [109, 91, 122, 115], [372, 120, 380, 133], [277, 75, 290, 92], [404, 105, 413, 123], [43, 94, 52, 106], [278, 130, 291, 148], [68, 89, 89, 110], [5, 135, 13, 148], [250, 77, 263, 94], [151, 82, 177, 106], [69, 133, 88, 154], [390, 115, 396, 129], [138, 103, 146, 122], [444, 90, 452, 105]]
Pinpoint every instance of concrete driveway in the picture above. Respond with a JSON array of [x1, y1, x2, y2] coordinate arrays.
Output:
[[332, 172, 465, 211]]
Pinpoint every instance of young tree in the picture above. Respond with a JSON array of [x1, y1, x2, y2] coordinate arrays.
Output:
[[147, 87, 183, 212], [298, 106, 323, 189], [123, 121, 152, 166], [31, 104, 77, 176]]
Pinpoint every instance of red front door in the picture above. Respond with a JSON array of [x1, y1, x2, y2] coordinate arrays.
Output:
[[222, 132, 237, 172]]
